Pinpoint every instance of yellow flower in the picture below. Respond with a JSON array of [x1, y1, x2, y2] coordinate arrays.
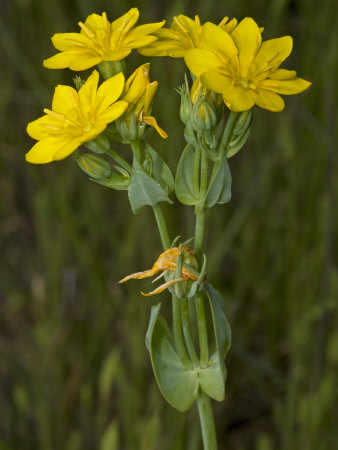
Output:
[[119, 63, 167, 139], [184, 18, 311, 112], [26, 71, 127, 164], [119, 245, 197, 296], [43, 9, 165, 71], [139, 14, 238, 57]]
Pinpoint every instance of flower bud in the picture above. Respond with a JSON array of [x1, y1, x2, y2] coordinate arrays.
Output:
[[117, 64, 167, 141], [75, 152, 111, 179]]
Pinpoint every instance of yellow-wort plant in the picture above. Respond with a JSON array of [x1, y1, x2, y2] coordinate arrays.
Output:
[[25, 8, 311, 449]]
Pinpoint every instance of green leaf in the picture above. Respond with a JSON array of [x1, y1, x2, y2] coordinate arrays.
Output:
[[205, 156, 232, 207], [175, 144, 198, 205], [128, 158, 172, 213], [146, 303, 199, 412], [198, 352, 227, 401], [203, 283, 232, 400], [145, 144, 174, 194]]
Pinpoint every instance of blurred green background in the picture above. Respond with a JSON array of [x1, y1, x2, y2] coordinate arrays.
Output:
[[0, 0, 337, 449]]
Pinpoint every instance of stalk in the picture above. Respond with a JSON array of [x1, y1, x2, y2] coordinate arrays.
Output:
[[197, 391, 218, 450]]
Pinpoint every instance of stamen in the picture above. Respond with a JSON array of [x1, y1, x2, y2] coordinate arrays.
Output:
[[173, 16, 188, 33], [43, 109, 65, 120], [218, 16, 229, 27], [194, 15, 201, 26], [78, 22, 95, 39], [65, 38, 86, 47], [40, 124, 61, 130]]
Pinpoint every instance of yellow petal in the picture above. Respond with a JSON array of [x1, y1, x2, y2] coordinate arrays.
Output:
[[25, 137, 79, 164], [269, 69, 297, 80], [231, 17, 261, 77], [96, 72, 125, 112], [80, 126, 107, 145], [184, 48, 223, 77], [27, 115, 58, 140], [222, 86, 255, 111], [200, 71, 232, 94], [172, 15, 197, 34], [78, 70, 99, 112], [123, 21, 165, 44], [51, 32, 91, 51], [111, 8, 139, 34], [52, 85, 78, 115], [141, 277, 185, 297], [201, 22, 238, 63], [261, 77, 311, 95], [143, 82, 158, 116], [81, 13, 105, 34], [43, 51, 82, 69], [253, 89, 285, 111], [69, 56, 102, 71], [143, 116, 168, 139], [253, 36, 293, 74], [96, 101, 128, 124], [53, 138, 83, 160], [119, 267, 160, 283], [123, 35, 158, 49], [104, 50, 132, 62]]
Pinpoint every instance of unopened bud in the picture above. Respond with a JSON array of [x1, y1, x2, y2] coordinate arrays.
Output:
[[192, 97, 218, 132], [84, 134, 111, 154], [75, 152, 111, 179]]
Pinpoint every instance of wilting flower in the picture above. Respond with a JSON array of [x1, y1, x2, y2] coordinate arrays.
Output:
[[117, 63, 167, 139], [43, 9, 165, 71], [26, 71, 127, 164], [139, 14, 238, 57], [119, 245, 197, 296], [185, 18, 311, 112]]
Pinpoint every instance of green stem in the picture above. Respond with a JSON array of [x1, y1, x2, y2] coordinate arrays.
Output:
[[172, 294, 191, 367], [152, 204, 171, 250], [193, 145, 201, 199], [194, 209, 206, 259], [194, 292, 209, 367], [197, 391, 218, 450], [130, 140, 142, 162], [217, 111, 240, 158], [107, 148, 132, 173], [181, 297, 199, 366]]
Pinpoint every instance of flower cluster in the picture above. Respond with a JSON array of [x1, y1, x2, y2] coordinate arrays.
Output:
[[141, 14, 311, 112], [26, 8, 166, 164], [26, 9, 311, 165]]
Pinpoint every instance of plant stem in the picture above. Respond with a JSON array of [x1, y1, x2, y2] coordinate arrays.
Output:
[[181, 297, 199, 366], [194, 209, 206, 259], [153, 204, 171, 250], [107, 148, 132, 173], [197, 391, 218, 450], [218, 111, 240, 157], [194, 292, 209, 367], [172, 294, 191, 367]]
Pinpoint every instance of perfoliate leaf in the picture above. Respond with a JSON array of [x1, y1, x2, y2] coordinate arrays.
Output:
[[145, 144, 174, 194], [128, 158, 172, 213], [175, 144, 198, 205], [146, 303, 199, 412], [203, 283, 232, 400]]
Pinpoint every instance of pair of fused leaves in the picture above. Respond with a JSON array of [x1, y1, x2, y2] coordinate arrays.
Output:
[[175, 144, 232, 210], [146, 283, 231, 412], [128, 144, 174, 213]]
